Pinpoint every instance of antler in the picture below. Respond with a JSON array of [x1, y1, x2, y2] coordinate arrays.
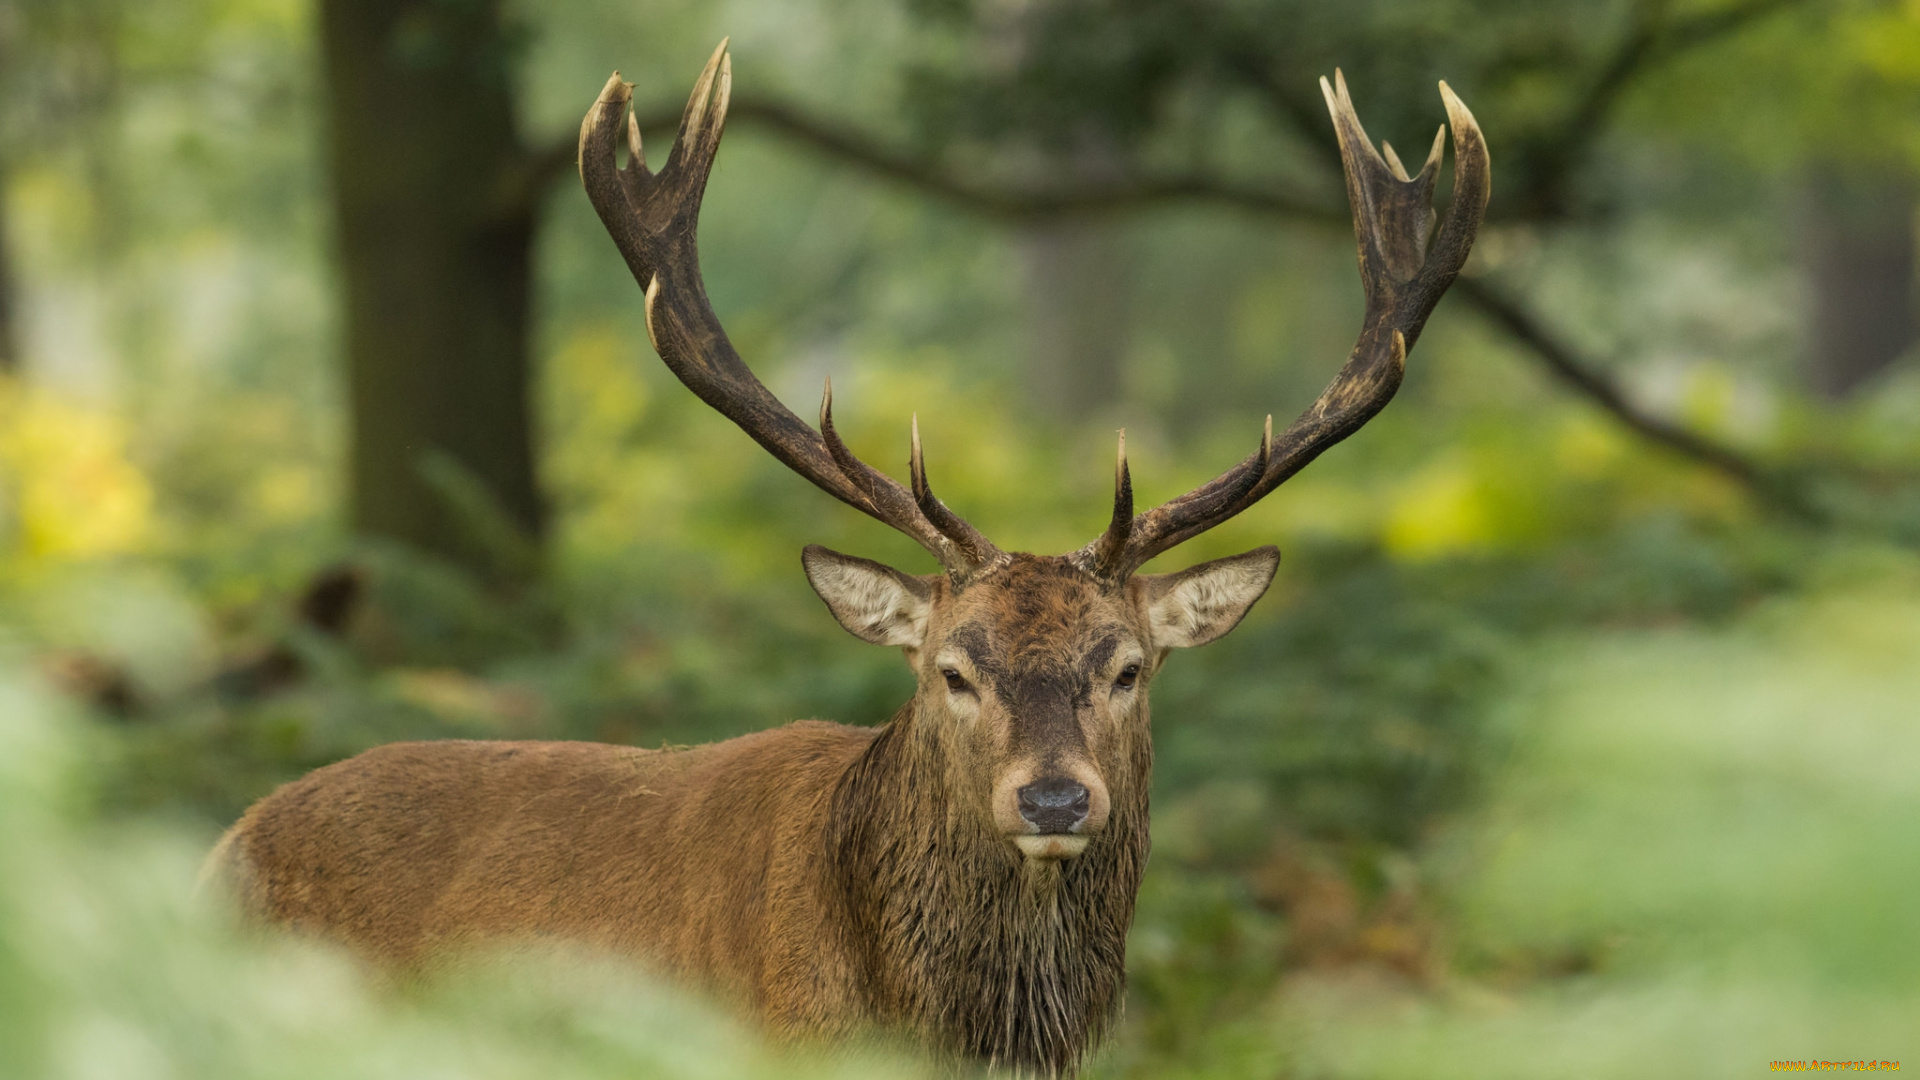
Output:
[[1072, 71, 1491, 581], [578, 42, 1004, 582]]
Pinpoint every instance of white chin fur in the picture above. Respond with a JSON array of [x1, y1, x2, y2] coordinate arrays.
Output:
[[1013, 835, 1090, 860]]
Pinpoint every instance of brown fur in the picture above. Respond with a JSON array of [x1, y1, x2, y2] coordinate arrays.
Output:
[[207, 553, 1277, 1075]]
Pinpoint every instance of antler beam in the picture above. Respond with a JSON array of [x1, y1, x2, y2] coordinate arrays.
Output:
[[1072, 72, 1491, 580], [579, 42, 1004, 582]]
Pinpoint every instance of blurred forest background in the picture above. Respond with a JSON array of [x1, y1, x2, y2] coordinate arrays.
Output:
[[2, 0, 1918, 1076]]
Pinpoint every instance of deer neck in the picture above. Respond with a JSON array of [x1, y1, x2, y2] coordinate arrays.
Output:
[[827, 699, 1151, 1074]]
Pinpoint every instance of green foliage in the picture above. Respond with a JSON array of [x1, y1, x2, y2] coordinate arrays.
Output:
[[892, 0, 1835, 221], [4, 0, 1920, 1074], [1280, 562, 1920, 1080]]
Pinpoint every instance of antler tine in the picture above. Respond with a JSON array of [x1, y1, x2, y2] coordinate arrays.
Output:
[[911, 415, 1005, 571], [817, 377, 879, 513], [1083, 430, 1135, 578], [581, 44, 1001, 583], [1111, 430, 1134, 543], [1074, 75, 1488, 581]]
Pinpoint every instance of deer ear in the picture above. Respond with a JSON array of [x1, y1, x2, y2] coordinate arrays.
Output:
[[803, 545, 935, 648], [1137, 546, 1279, 649]]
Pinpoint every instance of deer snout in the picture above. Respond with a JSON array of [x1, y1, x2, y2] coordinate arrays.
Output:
[[1012, 778, 1093, 859], [994, 764, 1108, 860], [1017, 778, 1090, 834]]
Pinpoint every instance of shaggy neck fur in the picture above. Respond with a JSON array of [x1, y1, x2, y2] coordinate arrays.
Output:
[[828, 701, 1152, 1077]]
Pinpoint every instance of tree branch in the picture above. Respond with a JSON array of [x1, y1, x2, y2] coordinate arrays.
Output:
[[0, 191, 17, 372], [0, 150, 18, 372], [1449, 275, 1763, 484], [515, 96, 1330, 224], [1522, 0, 1815, 216], [1616, 0, 1815, 110]]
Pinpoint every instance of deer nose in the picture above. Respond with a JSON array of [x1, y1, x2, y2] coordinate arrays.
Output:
[[1017, 778, 1091, 834]]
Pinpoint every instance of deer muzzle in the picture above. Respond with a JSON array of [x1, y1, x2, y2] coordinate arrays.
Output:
[[1018, 777, 1090, 832], [997, 767, 1108, 861]]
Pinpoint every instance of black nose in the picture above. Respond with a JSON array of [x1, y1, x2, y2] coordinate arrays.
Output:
[[1018, 777, 1090, 834]]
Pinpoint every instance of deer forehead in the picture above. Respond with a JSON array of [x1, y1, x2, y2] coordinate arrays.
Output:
[[935, 560, 1138, 663], [940, 621, 1131, 681], [927, 563, 1140, 689]]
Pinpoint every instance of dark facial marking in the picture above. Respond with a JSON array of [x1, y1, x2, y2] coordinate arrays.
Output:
[[1082, 635, 1118, 680], [947, 623, 1008, 685], [1001, 668, 1089, 760]]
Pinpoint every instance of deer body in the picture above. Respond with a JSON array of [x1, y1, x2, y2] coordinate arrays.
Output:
[[210, 41, 1487, 1077], [214, 728, 877, 1025]]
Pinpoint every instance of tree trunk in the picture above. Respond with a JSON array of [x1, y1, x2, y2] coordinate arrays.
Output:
[[0, 0, 14, 373], [1016, 126, 1132, 421], [1797, 165, 1917, 400], [319, 0, 543, 584], [1018, 219, 1131, 419], [0, 156, 17, 372]]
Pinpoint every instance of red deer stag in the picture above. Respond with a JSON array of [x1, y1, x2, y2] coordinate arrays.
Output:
[[206, 41, 1487, 1076]]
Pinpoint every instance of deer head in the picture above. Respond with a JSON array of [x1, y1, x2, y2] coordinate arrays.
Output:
[[579, 42, 1488, 865]]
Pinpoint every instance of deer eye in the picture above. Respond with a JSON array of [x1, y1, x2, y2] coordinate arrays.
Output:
[[1114, 664, 1141, 690], [942, 669, 969, 693]]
